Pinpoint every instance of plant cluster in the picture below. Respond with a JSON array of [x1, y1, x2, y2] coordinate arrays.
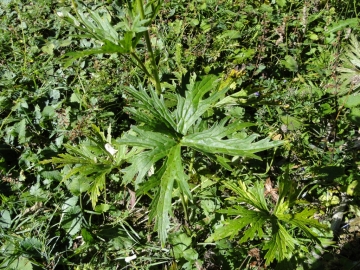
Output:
[[1, 0, 360, 269]]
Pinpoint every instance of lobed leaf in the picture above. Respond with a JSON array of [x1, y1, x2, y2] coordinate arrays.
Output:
[[117, 127, 177, 185], [263, 222, 299, 264], [214, 207, 269, 241], [125, 85, 177, 132], [154, 145, 183, 246], [182, 134, 282, 160], [176, 75, 229, 134], [222, 180, 270, 213]]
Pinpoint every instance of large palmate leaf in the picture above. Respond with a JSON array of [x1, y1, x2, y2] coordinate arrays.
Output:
[[120, 74, 284, 246], [208, 178, 328, 265]]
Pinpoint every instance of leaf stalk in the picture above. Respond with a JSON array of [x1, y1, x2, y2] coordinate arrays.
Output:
[[136, 0, 162, 95]]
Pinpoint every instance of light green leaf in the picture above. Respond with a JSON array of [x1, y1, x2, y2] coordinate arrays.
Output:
[[169, 232, 191, 257], [263, 222, 298, 264], [29, 183, 47, 199], [119, 126, 176, 149], [281, 55, 298, 72], [20, 238, 42, 252], [325, 18, 359, 34], [63, 41, 128, 68], [16, 119, 26, 143], [279, 115, 303, 130], [61, 197, 82, 236], [277, 208, 327, 240], [81, 228, 95, 244], [183, 248, 198, 261], [40, 170, 62, 181], [0, 210, 11, 229], [154, 145, 182, 246], [42, 106, 55, 118], [337, 34, 360, 93], [62, 196, 78, 209], [276, 0, 286, 7], [66, 176, 91, 195], [41, 129, 116, 209], [95, 203, 111, 213], [116, 14, 149, 33], [339, 93, 360, 108], [8, 256, 33, 270], [182, 133, 282, 160], [70, 93, 81, 103], [88, 171, 107, 208], [211, 178, 327, 265], [136, 174, 160, 196], [212, 208, 268, 241], [176, 75, 226, 134], [41, 42, 55, 55], [222, 180, 269, 212], [125, 85, 177, 132], [348, 108, 360, 125], [192, 118, 254, 139], [201, 200, 216, 218], [218, 30, 242, 39], [118, 127, 177, 184]]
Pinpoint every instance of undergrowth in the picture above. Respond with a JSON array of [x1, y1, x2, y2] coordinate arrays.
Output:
[[1, 0, 360, 269]]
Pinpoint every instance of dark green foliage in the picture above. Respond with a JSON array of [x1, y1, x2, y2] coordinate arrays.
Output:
[[1, 0, 360, 269]]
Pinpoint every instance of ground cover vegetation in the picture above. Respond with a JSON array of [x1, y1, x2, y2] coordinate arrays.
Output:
[[1, 0, 360, 269]]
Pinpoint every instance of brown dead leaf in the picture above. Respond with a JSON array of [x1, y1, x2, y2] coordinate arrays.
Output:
[[127, 188, 136, 210], [248, 248, 260, 261], [264, 178, 279, 203]]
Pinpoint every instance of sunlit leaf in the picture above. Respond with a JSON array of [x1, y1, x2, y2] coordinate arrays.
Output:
[[154, 144, 182, 246]]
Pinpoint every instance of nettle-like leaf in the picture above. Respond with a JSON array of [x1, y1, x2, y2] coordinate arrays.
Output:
[[208, 178, 328, 265], [119, 74, 283, 246], [41, 125, 128, 208]]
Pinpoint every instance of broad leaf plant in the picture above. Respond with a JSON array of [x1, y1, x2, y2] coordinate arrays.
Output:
[[44, 0, 328, 255], [207, 170, 328, 265], [118, 74, 283, 245]]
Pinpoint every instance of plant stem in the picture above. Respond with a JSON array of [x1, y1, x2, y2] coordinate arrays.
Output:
[[130, 52, 153, 79], [188, 149, 195, 175], [136, 0, 162, 95], [180, 192, 189, 224]]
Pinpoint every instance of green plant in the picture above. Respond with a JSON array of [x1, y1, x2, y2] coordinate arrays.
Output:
[[43, 0, 284, 248], [40, 124, 134, 208], [57, 0, 162, 94], [208, 170, 329, 265], [2, 0, 360, 268], [118, 74, 283, 245]]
